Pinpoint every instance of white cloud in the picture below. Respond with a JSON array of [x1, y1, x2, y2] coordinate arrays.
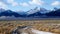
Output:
[[19, 0, 44, 7], [20, 2, 29, 7], [7, 0, 14, 3], [7, 0, 18, 6], [0, 2, 7, 9], [29, 0, 44, 5], [51, 1, 60, 6], [12, 2, 18, 6]]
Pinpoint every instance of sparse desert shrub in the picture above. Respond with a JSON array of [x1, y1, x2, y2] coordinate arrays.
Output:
[[0, 20, 60, 34]]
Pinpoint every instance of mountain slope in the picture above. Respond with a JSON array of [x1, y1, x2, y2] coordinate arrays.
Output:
[[0, 8, 5, 13], [0, 10, 24, 17], [27, 7, 49, 17], [0, 8, 60, 18], [46, 9, 60, 17]]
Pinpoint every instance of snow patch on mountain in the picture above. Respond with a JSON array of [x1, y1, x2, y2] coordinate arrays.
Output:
[[27, 7, 50, 15], [27, 7, 40, 15]]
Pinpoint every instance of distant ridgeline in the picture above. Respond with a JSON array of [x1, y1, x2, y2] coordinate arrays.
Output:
[[0, 7, 60, 18]]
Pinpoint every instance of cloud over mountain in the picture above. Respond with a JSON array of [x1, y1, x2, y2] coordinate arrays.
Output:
[[0, 0, 60, 11], [20, 0, 44, 7], [20, 2, 29, 7], [51, 1, 60, 6], [7, 0, 18, 6], [29, 0, 44, 5], [0, 1, 7, 9]]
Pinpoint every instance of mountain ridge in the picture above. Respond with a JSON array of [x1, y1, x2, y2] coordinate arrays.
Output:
[[0, 7, 60, 18]]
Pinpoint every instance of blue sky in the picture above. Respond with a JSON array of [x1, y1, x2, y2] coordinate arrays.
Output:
[[0, 0, 60, 11]]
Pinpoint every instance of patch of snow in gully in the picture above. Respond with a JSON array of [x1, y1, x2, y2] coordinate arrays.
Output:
[[31, 29, 55, 34], [21, 33, 28, 34]]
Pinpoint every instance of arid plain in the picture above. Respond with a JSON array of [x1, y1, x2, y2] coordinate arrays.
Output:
[[0, 20, 60, 34]]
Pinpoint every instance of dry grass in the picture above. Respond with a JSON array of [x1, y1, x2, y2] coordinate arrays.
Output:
[[0, 20, 60, 34]]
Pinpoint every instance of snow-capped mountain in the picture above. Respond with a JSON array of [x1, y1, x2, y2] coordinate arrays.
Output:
[[27, 7, 40, 15], [46, 8, 60, 17], [39, 8, 50, 13], [26, 7, 50, 17], [27, 7, 50, 15], [0, 7, 60, 18], [53, 7, 59, 11]]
